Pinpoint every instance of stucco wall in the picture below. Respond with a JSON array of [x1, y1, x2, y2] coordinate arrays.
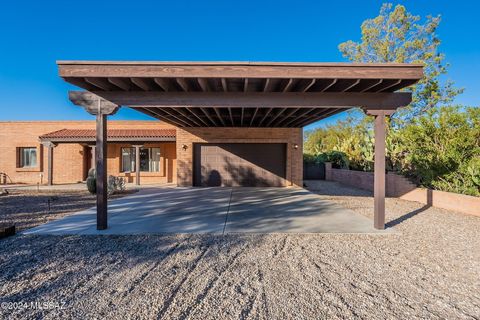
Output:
[[176, 127, 303, 187]]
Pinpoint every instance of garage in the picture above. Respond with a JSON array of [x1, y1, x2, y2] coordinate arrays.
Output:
[[193, 143, 287, 187]]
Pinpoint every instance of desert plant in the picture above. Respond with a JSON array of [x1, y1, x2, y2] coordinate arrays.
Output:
[[107, 176, 126, 196], [86, 168, 96, 194]]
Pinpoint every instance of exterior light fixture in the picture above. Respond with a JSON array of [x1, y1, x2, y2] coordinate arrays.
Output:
[[182, 144, 188, 151], [293, 144, 299, 150]]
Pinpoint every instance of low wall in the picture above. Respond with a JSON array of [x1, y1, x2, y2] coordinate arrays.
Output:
[[324, 162, 480, 217]]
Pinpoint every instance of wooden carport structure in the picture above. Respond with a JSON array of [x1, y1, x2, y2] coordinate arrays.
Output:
[[57, 61, 423, 230]]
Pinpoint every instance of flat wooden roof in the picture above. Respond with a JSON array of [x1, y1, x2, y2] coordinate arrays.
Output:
[[59, 61, 423, 127]]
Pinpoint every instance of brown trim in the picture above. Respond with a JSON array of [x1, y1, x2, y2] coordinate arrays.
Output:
[[58, 61, 423, 80]]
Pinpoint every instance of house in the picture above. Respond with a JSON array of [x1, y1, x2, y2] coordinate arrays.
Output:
[[0, 120, 301, 187], [0, 121, 176, 185]]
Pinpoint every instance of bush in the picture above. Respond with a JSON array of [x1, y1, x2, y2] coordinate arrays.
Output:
[[303, 106, 480, 196], [107, 176, 126, 195]]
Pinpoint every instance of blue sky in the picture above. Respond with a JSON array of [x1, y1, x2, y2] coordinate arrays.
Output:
[[0, 0, 478, 130]]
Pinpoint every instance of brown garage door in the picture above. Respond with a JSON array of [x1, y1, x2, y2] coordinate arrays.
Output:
[[193, 143, 287, 187]]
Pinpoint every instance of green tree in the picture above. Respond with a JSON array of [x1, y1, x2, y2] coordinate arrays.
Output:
[[393, 106, 480, 196], [338, 3, 463, 121]]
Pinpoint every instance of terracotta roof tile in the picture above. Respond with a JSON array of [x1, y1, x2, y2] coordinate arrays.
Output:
[[39, 128, 176, 140]]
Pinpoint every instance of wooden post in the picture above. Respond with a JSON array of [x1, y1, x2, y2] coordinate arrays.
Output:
[[42, 142, 56, 186], [133, 145, 143, 185], [373, 111, 386, 230], [365, 109, 396, 230], [96, 113, 108, 230], [91, 145, 96, 170], [68, 92, 119, 231]]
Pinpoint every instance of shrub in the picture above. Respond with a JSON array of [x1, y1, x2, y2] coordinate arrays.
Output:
[[303, 106, 480, 196], [107, 176, 126, 196]]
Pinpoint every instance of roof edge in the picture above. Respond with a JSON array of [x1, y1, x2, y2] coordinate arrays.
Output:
[[56, 60, 424, 68]]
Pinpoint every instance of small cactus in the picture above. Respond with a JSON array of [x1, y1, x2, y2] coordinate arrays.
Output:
[[86, 168, 96, 194]]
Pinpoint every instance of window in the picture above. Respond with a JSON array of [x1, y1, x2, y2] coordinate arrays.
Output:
[[19, 147, 37, 168], [121, 147, 160, 172], [121, 148, 135, 172]]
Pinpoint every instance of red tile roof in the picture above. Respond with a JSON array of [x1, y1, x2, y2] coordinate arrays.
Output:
[[39, 129, 176, 141]]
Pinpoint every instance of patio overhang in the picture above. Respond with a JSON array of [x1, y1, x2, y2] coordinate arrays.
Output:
[[57, 60, 424, 231], [58, 61, 423, 127]]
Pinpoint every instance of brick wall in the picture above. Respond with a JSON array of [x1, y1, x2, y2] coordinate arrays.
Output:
[[176, 127, 303, 187], [324, 163, 417, 197], [323, 163, 479, 216], [0, 121, 175, 185]]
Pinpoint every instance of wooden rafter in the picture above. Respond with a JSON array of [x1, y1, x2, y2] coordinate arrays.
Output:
[[186, 107, 210, 126], [176, 78, 190, 92], [213, 108, 227, 126], [258, 108, 273, 126], [249, 108, 259, 126], [108, 78, 131, 91], [200, 107, 218, 126]]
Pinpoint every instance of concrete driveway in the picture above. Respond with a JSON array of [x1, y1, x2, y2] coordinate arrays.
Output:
[[24, 186, 386, 234]]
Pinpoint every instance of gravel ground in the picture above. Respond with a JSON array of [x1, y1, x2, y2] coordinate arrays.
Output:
[[0, 189, 132, 232], [0, 181, 479, 319]]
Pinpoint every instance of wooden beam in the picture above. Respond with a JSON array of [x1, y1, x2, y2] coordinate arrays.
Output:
[[266, 108, 287, 127], [302, 79, 316, 92], [213, 108, 227, 126], [243, 78, 249, 92], [361, 79, 383, 92], [200, 108, 218, 126], [176, 78, 190, 92], [160, 108, 197, 127], [282, 79, 295, 92], [274, 108, 300, 127], [59, 62, 424, 80], [282, 108, 315, 127], [154, 78, 170, 91], [321, 79, 337, 92], [295, 108, 343, 127], [377, 79, 402, 92], [263, 78, 275, 92], [221, 78, 228, 92], [258, 108, 273, 126], [85, 77, 116, 91], [175, 108, 202, 126], [228, 108, 234, 126], [141, 107, 186, 127], [342, 79, 361, 92], [108, 77, 131, 91], [69, 91, 119, 115], [249, 108, 259, 126], [131, 78, 154, 91], [93, 91, 412, 109], [186, 107, 210, 126], [197, 78, 210, 92]]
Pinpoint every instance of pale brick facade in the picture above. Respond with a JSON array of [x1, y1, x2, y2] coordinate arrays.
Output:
[[1, 121, 303, 187], [0, 121, 176, 185], [176, 127, 303, 187]]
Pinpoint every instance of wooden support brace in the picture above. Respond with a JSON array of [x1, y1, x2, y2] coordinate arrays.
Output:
[[69, 91, 119, 230]]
